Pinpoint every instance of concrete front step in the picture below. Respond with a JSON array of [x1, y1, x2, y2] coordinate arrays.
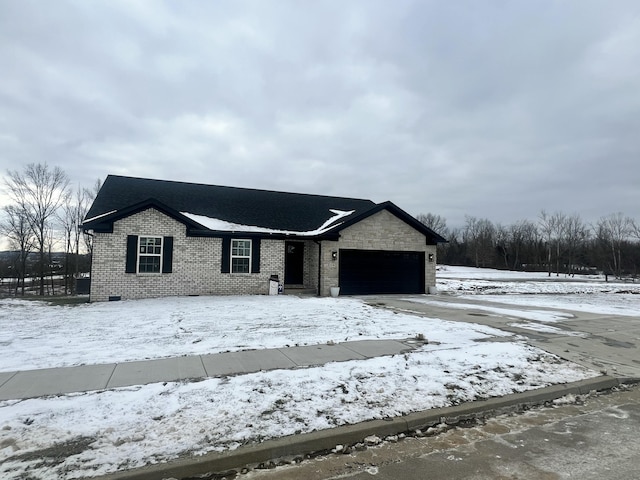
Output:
[[282, 286, 317, 296]]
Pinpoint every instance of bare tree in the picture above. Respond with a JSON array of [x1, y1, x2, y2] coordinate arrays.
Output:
[[539, 210, 566, 276], [463, 216, 495, 268], [417, 212, 451, 262], [410, 209, 638, 273], [494, 223, 510, 269], [563, 214, 589, 276], [0, 205, 35, 295], [494, 220, 540, 271], [538, 210, 554, 276], [58, 185, 96, 294], [552, 212, 567, 276], [46, 227, 57, 295], [631, 219, 640, 242], [5, 163, 70, 296], [416, 213, 448, 235], [81, 178, 102, 258], [509, 220, 539, 270], [596, 212, 633, 279]]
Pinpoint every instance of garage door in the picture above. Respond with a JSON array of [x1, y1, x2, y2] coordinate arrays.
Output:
[[338, 249, 425, 295]]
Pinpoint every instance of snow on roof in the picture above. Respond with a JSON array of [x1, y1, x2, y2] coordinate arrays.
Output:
[[181, 209, 355, 235], [81, 209, 118, 225]]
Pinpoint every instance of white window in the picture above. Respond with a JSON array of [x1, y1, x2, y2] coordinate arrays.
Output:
[[231, 239, 251, 273], [138, 236, 162, 273]]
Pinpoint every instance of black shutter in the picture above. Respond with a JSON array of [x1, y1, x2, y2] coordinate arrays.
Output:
[[251, 238, 261, 273], [221, 237, 231, 273], [125, 235, 137, 273], [162, 236, 173, 273]]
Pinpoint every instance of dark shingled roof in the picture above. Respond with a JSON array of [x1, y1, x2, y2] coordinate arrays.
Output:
[[83, 175, 447, 243], [84, 175, 377, 232]]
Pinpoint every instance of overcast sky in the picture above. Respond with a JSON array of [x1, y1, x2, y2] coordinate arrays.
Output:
[[1, 0, 639, 230]]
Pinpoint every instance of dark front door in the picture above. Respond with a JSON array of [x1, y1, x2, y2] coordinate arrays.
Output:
[[285, 241, 304, 284], [339, 249, 425, 295]]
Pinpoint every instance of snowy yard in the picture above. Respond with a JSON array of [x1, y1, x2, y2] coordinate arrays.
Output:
[[2, 267, 635, 479], [0, 295, 502, 372], [436, 265, 640, 317]]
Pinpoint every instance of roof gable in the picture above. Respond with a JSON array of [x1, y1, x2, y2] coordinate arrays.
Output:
[[82, 198, 205, 233], [331, 201, 447, 244]]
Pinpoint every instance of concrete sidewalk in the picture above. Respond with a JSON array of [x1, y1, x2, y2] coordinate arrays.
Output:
[[0, 338, 418, 401]]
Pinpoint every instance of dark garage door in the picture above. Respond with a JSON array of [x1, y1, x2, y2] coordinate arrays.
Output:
[[339, 249, 425, 295]]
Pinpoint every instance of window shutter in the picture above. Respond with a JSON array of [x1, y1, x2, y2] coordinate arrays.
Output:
[[125, 235, 137, 273], [221, 237, 231, 273], [162, 236, 173, 273], [251, 238, 261, 273]]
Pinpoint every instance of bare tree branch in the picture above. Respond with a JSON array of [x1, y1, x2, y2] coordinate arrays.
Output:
[[4, 163, 70, 295]]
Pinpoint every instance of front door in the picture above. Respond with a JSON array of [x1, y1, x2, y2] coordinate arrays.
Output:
[[284, 241, 304, 284]]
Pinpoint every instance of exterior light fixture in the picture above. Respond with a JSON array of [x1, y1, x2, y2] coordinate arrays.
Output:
[[332, 251, 338, 260], [428, 253, 434, 262]]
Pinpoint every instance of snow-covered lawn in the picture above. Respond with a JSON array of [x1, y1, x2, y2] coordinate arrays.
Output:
[[3, 267, 629, 479], [437, 265, 640, 317], [0, 295, 504, 372], [437, 265, 608, 282]]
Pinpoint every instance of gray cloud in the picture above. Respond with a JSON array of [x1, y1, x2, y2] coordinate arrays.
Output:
[[1, 0, 639, 230]]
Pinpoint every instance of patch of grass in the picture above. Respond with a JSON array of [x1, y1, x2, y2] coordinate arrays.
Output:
[[8, 436, 95, 467]]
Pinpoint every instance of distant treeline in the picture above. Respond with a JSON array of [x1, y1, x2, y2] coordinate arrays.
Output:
[[417, 211, 640, 279], [0, 251, 91, 296]]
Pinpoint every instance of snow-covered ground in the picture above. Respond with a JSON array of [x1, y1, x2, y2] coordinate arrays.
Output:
[[437, 265, 606, 281], [0, 295, 503, 372], [3, 266, 635, 479], [437, 265, 640, 316]]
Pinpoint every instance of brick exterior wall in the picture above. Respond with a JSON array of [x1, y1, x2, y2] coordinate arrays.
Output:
[[318, 209, 437, 296], [90, 208, 284, 301], [89, 207, 436, 301], [303, 240, 319, 291]]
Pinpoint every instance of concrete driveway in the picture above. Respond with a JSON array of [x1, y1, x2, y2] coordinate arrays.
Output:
[[363, 294, 640, 379]]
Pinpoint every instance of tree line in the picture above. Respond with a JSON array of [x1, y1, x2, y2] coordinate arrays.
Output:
[[1, 162, 100, 296], [417, 211, 640, 280]]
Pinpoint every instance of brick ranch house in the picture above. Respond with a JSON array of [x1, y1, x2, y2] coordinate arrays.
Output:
[[82, 175, 446, 302]]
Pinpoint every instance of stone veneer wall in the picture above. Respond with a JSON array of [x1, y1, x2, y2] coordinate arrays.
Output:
[[90, 208, 284, 302], [318, 209, 437, 296]]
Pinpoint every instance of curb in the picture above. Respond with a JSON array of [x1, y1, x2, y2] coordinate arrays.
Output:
[[95, 376, 624, 480]]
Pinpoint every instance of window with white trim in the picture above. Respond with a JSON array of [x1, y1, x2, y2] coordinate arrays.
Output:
[[231, 239, 251, 273], [138, 236, 163, 273]]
